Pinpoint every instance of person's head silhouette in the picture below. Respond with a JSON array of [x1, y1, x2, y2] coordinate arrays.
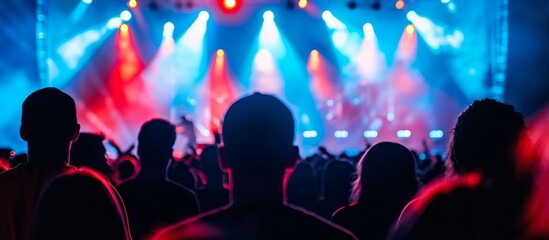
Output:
[[20, 87, 80, 164], [137, 119, 176, 173], [219, 92, 298, 204], [446, 98, 525, 180]]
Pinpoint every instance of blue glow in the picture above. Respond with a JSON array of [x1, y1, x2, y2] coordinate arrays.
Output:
[[82, 0, 92, 3], [406, 10, 463, 50], [258, 12, 286, 58], [441, 0, 450, 3], [429, 130, 444, 139], [107, 17, 123, 29]]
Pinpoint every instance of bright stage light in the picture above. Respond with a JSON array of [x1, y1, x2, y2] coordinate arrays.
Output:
[[363, 130, 378, 138], [310, 49, 319, 58], [163, 22, 174, 38], [429, 130, 444, 139], [223, 0, 237, 9], [107, 17, 123, 29], [263, 11, 274, 21], [406, 11, 417, 20], [322, 10, 333, 21], [405, 24, 415, 34], [298, 0, 308, 9], [334, 130, 349, 138], [82, 0, 92, 4], [441, 0, 450, 3], [363, 23, 373, 33], [303, 130, 318, 138], [216, 49, 225, 57], [119, 23, 129, 33], [128, 0, 138, 9], [198, 11, 210, 21], [120, 10, 132, 21], [397, 130, 412, 138]]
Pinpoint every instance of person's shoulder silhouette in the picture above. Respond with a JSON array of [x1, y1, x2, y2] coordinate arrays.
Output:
[[153, 92, 356, 240], [196, 145, 230, 212], [0, 87, 80, 240], [117, 118, 199, 239], [29, 168, 131, 240]]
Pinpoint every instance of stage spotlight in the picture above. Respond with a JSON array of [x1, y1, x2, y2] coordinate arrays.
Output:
[[128, 0, 138, 9], [310, 49, 319, 58], [395, 0, 404, 10], [405, 24, 415, 34], [119, 23, 129, 33], [397, 130, 411, 138], [363, 23, 373, 33], [298, 0, 308, 9], [163, 22, 174, 38], [363, 130, 378, 138], [223, 0, 237, 9], [120, 10, 132, 21], [82, 0, 92, 4], [263, 11, 274, 21], [406, 10, 417, 20], [334, 130, 349, 138], [429, 130, 444, 139], [347, 1, 357, 9], [322, 10, 332, 21], [216, 49, 225, 57], [303, 130, 318, 138], [441, 0, 450, 3], [198, 10, 210, 21]]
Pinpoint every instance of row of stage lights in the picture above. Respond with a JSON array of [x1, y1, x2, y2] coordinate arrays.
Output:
[[80, 0, 432, 11], [302, 130, 445, 140]]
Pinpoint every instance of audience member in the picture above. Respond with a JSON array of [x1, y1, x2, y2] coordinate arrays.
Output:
[[0, 87, 79, 240], [392, 98, 533, 239], [313, 160, 355, 219], [332, 142, 419, 239], [29, 168, 131, 240], [196, 145, 230, 212], [70, 132, 113, 180], [153, 93, 356, 239], [287, 161, 317, 210], [117, 119, 199, 239]]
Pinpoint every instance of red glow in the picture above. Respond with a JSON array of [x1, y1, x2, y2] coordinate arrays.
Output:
[[218, 0, 242, 13], [208, 51, 238, 135], [307, 50, 339, 101], [396, 25, 417, 62]]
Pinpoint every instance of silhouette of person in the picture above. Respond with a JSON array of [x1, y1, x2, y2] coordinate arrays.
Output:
[[196, 145, 229, 212], [332, 142, 418, 239], [392, 99, 532, 239], [153, 92, 356, 239], [70, 132, 113, 180], [313, 160, 355, 219], [29, 168, 131, 240], [117, 119, 200, 239], [287, 161, 317, 211], [0, 87, 80, 240]]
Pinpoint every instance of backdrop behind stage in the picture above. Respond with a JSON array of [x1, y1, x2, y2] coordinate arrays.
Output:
[[1, 0, 518, 157]]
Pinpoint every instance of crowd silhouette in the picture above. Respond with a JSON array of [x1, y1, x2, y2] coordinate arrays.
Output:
[[0, 87, 547, 240]]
